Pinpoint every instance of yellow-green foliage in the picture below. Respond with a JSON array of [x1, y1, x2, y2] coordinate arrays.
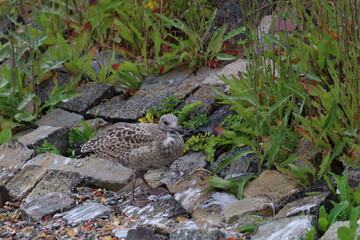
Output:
[[184, 132, 220, 162]]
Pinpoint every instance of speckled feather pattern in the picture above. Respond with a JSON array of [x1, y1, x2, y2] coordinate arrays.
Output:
[[81, 114, 184, 171]]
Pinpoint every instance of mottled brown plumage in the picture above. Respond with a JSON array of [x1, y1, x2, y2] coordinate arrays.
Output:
[[81, 114, 184, 206]]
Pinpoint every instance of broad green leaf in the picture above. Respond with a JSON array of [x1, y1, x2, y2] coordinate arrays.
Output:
[[0, 127, 12, 145], [224, 26, 246, 41], [17, 93, 35, 111], [237, 224, 258, 234], [14, 112, 36, 122], [216, 53, 237, 61], [318, 103, 337, 141], [205, 176, 236, 190]]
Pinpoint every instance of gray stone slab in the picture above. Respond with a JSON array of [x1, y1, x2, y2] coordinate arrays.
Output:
[[177, 85, 220, 118], [0, 140, 34, 169], [169, 151, 208, 175], [203, 58, 249, 86], [120, 193, 187, 227], [23, 153, 132, 190], [18, 126, 69, 155], [86, 95, 127, 119], [252, 215, 315, 240], [21, 192, 75, 220], [60, 82, 117, 114], [0, 168, 18, 185], [198, 104, 236, 135], [35, 108, 84, 128], [224, 195, 275, 224], [62, 202, 112, 223], [25, 170, 84, 200], [140, 65, 193, 90], [170, 227, 242, 240], [274, 192, 330, 219], [5, 165, 48, 200], [111, 85, 196, 121], [320, 220, 360, 240]]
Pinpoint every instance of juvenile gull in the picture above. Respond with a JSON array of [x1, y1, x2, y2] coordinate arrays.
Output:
[[81, 114, 184, 206]]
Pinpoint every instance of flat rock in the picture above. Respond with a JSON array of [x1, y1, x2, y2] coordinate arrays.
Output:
[[60, 82, 117, 114], [5, 165, 47, 200], [210, 145, 258, 179], [177, 85, 220, 118], [86, 95, 127, 119], [140, 65, 193, 90], [243, 170, 300, 204], [0, 167, 18, 185], [144, 168, 183, 189], [345, 167, 360, 188], [62, 201, 112, 223], [168, 169, 214, 213], [23, 153, 132, 190], [203, 58, 249, 86], [198, 104, 236, 135], [192, 192, 238, 223], [21, 192, 75, 220], [223, 195, 275, 224], [274, 192, 330, 219], [110, 85, 196, 121], [120, 194, 187, 227], [35, 108, 84, 128], [36, 71, 73, 103], [252, 215, 315, 240], [25, 170, 84, 200], [126, 226, 155, 240], [18, 126, 69, 155], [179, 66, 220, 88], [0, 140, 34, 169], [170, 227, 242, 240], [320, 220, 360, 240], [169, 151, 208, 175]]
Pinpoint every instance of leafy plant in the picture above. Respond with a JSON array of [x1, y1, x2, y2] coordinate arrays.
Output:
[[69, 120, 95, 144], [205, 174, 256, 199], [35, 140, 60, 155], [317, 172, 360, 235], [0, 127, 12, 145]]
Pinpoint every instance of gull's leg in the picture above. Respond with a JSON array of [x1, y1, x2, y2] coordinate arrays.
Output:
[[138, 170, 169, 196], [131, 170, 152, 207]]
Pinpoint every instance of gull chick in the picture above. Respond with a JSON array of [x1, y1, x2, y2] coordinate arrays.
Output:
[[81, 114, 184, 206]]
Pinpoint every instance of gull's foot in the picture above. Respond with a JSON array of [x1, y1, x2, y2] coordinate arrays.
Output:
[[150, 187, 169, 196], [132, 199, 152, 207]]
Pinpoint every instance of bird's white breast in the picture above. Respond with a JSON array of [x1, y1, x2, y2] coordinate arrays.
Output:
[[162, 133, 175, 146]]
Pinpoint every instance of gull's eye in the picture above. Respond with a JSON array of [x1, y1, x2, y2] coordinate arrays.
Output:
[[163, 121, 169, 125]]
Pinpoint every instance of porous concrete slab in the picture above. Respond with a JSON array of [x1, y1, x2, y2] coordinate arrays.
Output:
[[60, 82, 117, 114], [110, 85, 196, 121]]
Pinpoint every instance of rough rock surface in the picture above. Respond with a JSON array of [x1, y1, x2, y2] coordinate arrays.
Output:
[[252, 215, 315, 240], [243, 170, 300, 204], [0, 140, 34, 169], [60, 82, 117, 114], [35, 108, 84, 128], [223, 195, 275, 223], [21, 192, 75, 220], [23, 153, 132, 190], [18, 126, 69, 155]]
